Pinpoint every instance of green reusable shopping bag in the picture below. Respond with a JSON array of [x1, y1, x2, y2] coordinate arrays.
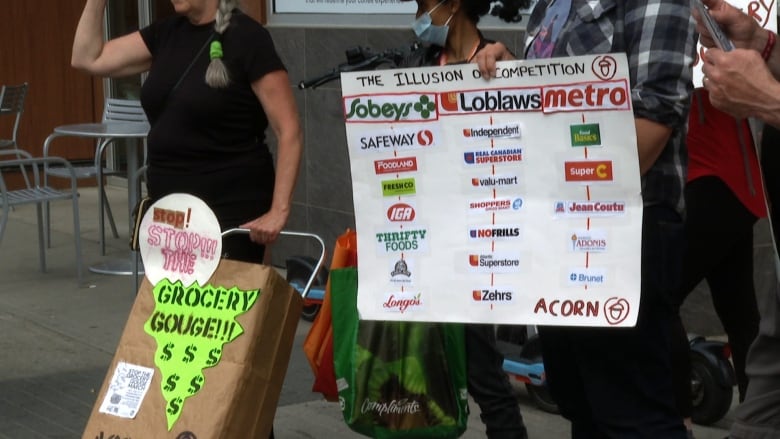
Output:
[[330, 268, 469, 439]]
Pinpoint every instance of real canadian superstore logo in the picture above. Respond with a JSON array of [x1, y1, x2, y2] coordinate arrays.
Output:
[[344, 94, 438, 122]]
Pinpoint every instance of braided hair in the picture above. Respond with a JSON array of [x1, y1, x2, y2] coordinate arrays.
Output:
[[205, 0, 239, 88]]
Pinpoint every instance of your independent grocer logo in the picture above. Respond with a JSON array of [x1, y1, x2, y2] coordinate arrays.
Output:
[[570, 123, 602, 147], [344, 94, 437, 122], [462, 123, 521, 140], [464, 148, 523, 165]]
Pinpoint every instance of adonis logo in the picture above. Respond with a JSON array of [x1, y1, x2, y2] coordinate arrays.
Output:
[[570, 230, 608, 252], [543, 80, 630, 114], [387, 203, 416, 222], [440, 89, 542, 114]]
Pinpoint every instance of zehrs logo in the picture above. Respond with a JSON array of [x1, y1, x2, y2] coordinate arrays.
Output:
[[344, 94, 437, 122]]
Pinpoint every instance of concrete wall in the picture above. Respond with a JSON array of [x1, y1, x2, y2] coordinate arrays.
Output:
[[264, 25, 777, 337]]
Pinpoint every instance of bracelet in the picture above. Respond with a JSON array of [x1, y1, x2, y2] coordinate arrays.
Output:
[[762, 31, 776, 61]]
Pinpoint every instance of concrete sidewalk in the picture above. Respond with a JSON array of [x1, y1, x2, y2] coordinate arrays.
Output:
[[0, 186, 734, 438]]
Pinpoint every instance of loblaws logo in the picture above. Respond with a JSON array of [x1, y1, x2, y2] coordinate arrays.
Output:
[[570, 123, 602, 147], [564, 160, 614, 182], [462, 123, 521, 140], [358, 127, 436, 150], [472, 288, 514, 302], [542, 80, 630, 114], [554, 200, 626, 217], [464, 148, 523, 165], [345, 94, 437, 122], [469, 225, 522, 240], [471, 174, 520, 187], [440, 89, 542, 114], [387, 203, 416, 222], [570, 230, 607, 252], [383, 293, 422, 313], [375, 157, 418, 175]]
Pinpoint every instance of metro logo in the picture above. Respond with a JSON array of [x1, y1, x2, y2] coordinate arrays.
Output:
[[542, 80, 630, 114], [387, 203, 416, 222], [374, 157, 418, 175], [564, 160, 614, 182]]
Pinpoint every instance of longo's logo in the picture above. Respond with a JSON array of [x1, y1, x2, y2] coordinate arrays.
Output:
[[344, 94, 437, 122]]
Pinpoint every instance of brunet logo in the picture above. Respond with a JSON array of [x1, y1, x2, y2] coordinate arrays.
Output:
[[387, 203, 416, 222], [374, 157, 418, 175], [542, 80, 630, 113]]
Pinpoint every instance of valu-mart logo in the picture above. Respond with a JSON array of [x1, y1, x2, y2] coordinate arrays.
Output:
[[440, 87, 542, 114], [470, 173, 520, 188], [354, 125, 439, 152], [344, 94, 438, 122], [469, 197, 523, 213], [468, 224, 522, 241], [554, 200, 626, 217], [564, 160, 614, 183], [542, 79, 630, 114], [569, 229, 608, 252], [464, 148, 523, 165], [461, 122, 521, 141]]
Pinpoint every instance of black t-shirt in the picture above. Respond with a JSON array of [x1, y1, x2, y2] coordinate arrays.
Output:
[[139, 11, 284, 228]]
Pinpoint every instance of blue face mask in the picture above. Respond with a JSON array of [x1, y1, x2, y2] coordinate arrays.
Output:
[[412, 0, 453, 47]]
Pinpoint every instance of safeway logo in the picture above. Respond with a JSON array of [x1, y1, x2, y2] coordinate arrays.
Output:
[[387, 203, 416, 223], [542, 80, 630, 114], [564, 160, 614, 182], [374, 157, 418, 175]]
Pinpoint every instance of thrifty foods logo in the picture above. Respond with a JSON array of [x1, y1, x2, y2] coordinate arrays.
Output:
[[374, 156, 418, 175], [469, 224, 522, 241], [386, 202, 416, 223], [567, 268, 607, 286], [472, 287, 515, 303], [464, 148, 523, 165], [468, 252, 521, 273], [344, 94, 437, 122], [383, 292, 423, 313], [440, 88, 542, 114], [469, 197, 523, 213], [564, 160, 614, 182], [356, 126, 438, 152], [570, 229, 608, 252], [542, 80, 630, 114], [570, 123, 602, 147], [375, 229, 428, 253], [382, 178, 416, 197], [462, 123, 521, 140], [554, 200, 626, 217], [471, 173, 520, 188]]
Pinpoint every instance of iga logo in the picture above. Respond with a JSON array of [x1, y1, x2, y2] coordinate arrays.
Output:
[[387, 203, 416, 222], [542, 80, 630, 114], [564, 160, 614, 182], [344, 94, 437, 122], [374, 157, 418, 175]]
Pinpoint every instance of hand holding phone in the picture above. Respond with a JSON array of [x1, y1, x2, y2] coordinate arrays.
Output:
[[693, 0, 735, 51]]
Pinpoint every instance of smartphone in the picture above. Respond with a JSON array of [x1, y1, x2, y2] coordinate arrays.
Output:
[[692, 0, 735, 51]]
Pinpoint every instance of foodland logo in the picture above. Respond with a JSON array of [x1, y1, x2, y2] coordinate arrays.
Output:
[[374, 157, 418, 175], [564, 160, 614, 182], [469, 197, 523, 213], [471, 173, 520, 188], [357, 126, 437, 151], [570, 230, 608, 252], [469, 224, 522, 241], [570, 123, 602, 147], [381, 178, 416, 197], [464, 148, 523, 165], [382, 293, 423, 313], [472, 288, 514, 303], [554, 200, 626, 217], [468, 252, 521, 273], [567, 268, 607, 286], [386, 203, 416, 223], [462, 123, 521, 140], [542, 80, 630, 114], [344, 94, 437, 122], [440, 88, 542, 114]]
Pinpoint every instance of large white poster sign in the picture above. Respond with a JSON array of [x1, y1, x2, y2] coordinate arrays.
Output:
[[341, 54, 643, 327], [693, 0, 777, 86], [274, 0, 415, 14]]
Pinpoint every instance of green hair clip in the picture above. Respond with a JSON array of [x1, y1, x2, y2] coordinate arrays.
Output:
[[210, 40, 223, 60]]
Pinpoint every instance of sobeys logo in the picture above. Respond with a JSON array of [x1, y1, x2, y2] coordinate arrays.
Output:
[[344, 94, 437, 122]]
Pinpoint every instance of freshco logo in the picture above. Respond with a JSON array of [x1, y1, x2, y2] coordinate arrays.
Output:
[[374, 157, 418, 175]]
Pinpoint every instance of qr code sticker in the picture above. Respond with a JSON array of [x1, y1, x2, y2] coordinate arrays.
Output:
[[99, 362, 155, 419]]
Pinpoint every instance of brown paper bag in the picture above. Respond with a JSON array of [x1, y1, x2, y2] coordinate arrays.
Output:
[[82, 259, 303, 439]]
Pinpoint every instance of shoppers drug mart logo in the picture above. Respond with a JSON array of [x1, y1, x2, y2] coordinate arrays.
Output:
[[344, 94, 438, 122]]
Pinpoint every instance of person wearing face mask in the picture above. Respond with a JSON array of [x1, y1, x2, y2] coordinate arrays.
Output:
[[399, 1, 530, 438]]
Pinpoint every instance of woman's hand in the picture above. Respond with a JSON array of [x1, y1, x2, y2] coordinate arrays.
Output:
[[474, 42, 515, 78], [240, 208, 289, 245]]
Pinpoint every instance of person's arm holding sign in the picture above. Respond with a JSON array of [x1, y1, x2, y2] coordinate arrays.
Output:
[[697, 0, 780, 125]]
